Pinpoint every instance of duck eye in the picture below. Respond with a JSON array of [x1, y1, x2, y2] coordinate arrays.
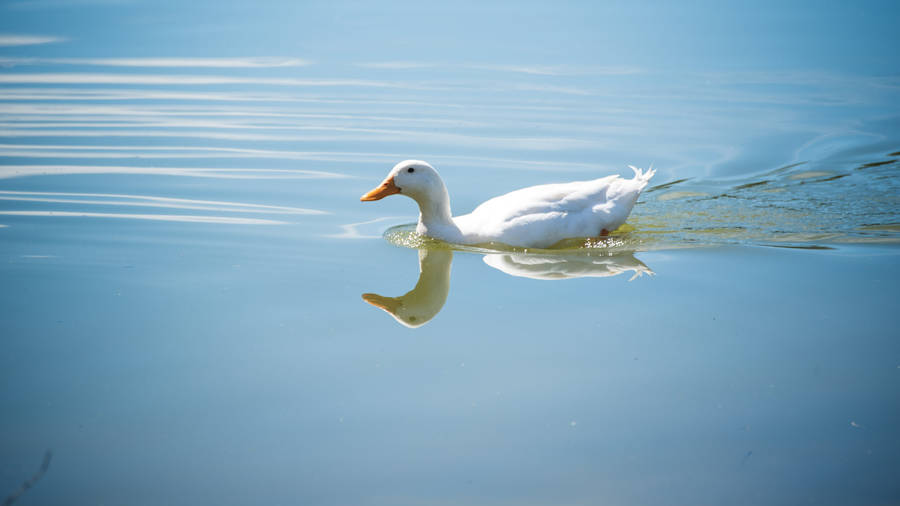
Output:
[[407, 167, 415, 173]]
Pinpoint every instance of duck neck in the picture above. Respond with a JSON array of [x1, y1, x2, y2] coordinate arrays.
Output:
[[414, 186, 457, 235]]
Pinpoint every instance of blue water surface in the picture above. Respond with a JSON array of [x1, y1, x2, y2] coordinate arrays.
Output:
[[1, 1, 899, 505]]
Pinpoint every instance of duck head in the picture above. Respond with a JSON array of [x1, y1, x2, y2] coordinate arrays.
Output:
[[361, 159, 458, 243], [360, 160, 447, 204]]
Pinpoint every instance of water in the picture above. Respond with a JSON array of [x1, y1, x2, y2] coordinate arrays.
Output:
[[2, 1, 899, 505]]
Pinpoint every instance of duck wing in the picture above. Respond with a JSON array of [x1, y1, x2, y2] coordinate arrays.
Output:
[[454, 169, 653, 248]]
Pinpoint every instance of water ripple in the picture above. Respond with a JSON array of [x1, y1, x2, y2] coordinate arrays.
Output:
[[0, 165, 347, 180], [0, 190, 327, 215], [0, 57, 310, 68], [0, 211, 287, 225]]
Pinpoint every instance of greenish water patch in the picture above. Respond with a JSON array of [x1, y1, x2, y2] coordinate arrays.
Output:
[[857, 160, 895, 170], [645, 178, 691, 193], [761, 243, 836, 250], [733, 180, 770, 190], [859, 223, 900, 232], [657, 190, 709, 201], [789, 170, 833, 180]]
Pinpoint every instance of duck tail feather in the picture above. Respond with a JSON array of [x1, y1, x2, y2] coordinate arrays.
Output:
[[628, 165, 656, 184], [628, 266, 656, 281]]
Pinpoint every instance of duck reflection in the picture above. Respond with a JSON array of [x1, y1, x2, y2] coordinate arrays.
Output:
[[363, 247, 653, 328], [362, 248, 453, 328], [483, 251, 653, 281]]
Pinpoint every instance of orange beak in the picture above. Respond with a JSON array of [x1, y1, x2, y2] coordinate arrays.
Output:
[[362, 293, 403, 313], [360, 176, 400, 201]]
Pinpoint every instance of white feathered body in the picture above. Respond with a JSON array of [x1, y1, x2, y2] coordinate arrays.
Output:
[[363, 160, 655, 249], [451, 167, 655, 248]]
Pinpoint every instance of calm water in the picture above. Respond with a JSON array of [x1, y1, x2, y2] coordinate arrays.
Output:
[[2, 1, 900, 505]]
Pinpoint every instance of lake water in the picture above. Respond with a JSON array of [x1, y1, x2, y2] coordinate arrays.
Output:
[[2, 1, 899, 505]]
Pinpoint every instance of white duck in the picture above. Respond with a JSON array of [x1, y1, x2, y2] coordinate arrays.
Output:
[[361, 160, 655, 249]]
